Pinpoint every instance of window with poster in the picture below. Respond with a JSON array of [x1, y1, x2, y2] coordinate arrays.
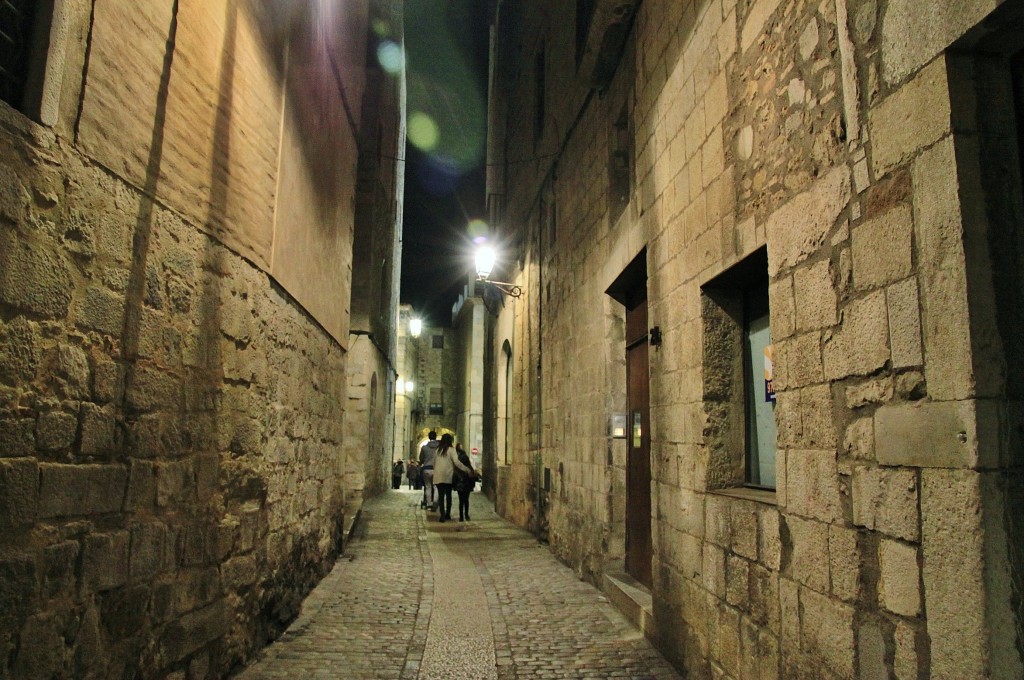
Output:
[[701, 247, 777, 491]]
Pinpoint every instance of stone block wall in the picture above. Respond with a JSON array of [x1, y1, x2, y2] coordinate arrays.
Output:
[[0, 1, 401, 677], [342, 335, 394, 523], [0, 125, 347, 677], [409, 324, 460, 439], [488, 0, 1024, 677]]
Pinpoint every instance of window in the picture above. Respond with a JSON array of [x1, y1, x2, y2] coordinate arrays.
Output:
[[945, 18, 1024, 399], [0, 0, 51, 119], [576, 0, 597, 66], [428, 387, 443, 416], [499, 340, 512, 464], [1014, 50, 1024, 198], [743, 284, 776, 487], [609, 101, 632, 224], [534, 47, 545, 145], [701, 248, 777, 489], [432, 334, 444, 349], [542, 181, 556, 248]]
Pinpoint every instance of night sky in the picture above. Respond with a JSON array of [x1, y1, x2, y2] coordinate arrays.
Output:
[[400, 0, 490, 327]]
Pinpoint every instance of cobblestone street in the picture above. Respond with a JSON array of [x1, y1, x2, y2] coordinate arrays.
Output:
[[235, 490, 682, 680]]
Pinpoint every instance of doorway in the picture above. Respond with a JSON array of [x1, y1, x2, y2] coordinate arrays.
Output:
[[607, 250, 652, 588], [625, 294, 652, 587]]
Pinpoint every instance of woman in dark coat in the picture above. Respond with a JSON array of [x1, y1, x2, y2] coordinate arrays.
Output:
[[453, 443, 477, 522], [432, 434, 473, 522], [392, 459, 405, 489]]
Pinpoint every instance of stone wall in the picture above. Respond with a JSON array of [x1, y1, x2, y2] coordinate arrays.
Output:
[[343, 0, 406, 523], [409, 325, 460, 439], [454, 298, 485, 453], [487, 0, 1024, 677], [0, 121, 347, 677], [342, 335, 394, 524], [0, 1, 400, 677], [393, 305, 419, 462]]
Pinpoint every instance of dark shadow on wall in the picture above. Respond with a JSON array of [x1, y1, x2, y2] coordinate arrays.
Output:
[[119, 0, 179, 393], [245, 0, 369, 227], [950, 0, 1024, 666], [206, 3, 344, 668]]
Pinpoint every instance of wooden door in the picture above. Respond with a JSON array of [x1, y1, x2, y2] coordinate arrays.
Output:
[[625, 297, 652, 588]]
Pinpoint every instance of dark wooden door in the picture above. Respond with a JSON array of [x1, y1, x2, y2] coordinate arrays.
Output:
[[625, 298, 652, 588]]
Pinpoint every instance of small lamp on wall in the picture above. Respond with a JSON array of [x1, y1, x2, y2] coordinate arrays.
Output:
[[409, 317, 422, 338], [474, 243, 522, 298]]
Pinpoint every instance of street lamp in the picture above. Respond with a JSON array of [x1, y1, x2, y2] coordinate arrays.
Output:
[[409, 317, 422, 338], [474, 243, 522, 298]]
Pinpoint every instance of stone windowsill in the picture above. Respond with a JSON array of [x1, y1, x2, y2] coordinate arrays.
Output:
[[709, 486, 777, 506]]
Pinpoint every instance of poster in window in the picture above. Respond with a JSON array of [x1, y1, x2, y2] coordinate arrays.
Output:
[[764, 344, 775, 402]]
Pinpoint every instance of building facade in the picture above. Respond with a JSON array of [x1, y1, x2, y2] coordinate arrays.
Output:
[[0, 1, 404, 677], [484, 0, 1024, 678], [393, 294, 488, 464], [396, 316, 460, 453]]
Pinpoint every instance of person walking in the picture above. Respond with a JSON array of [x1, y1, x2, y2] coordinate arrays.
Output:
[[391, 459, 405, 490], [419, 431, 440, 510], [406, 459, 419, 490], [453, 443, 477, 522], [432, 433, 472, 523]]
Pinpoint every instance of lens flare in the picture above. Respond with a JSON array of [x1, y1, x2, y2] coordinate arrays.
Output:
[[416, 154, 458, 195], [468, 219, 488, 242], [408, 112, 440, 151], [405, 0, 486, 173], [377, 40, 404, 74]]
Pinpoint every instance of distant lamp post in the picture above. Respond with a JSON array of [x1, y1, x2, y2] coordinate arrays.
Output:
[[409, 317, 422, 338], [474, 243, 522, 298]]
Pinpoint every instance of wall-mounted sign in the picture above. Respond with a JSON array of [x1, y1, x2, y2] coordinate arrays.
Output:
[[609, 413, 627, 439], [764, 344, 776, 402]]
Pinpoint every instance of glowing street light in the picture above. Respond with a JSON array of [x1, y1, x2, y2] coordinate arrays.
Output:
[[473, 242, 521, 298], [475, 244, 496, 279], [409, 317, 422, 338]]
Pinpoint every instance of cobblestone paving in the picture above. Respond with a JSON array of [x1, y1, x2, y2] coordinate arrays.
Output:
[[235, 489, 682, 680]]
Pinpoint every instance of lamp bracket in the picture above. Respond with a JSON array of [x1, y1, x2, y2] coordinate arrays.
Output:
[[477, 277, 523, 298]]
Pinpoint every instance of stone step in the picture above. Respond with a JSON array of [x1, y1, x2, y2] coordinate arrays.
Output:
[[602, 568, 656, 637]]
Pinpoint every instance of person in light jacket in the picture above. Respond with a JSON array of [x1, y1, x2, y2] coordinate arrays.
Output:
[[431, 433, 472, 523], [419, 431, 440, 509]]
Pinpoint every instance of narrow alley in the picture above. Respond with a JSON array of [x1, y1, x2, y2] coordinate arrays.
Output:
[[236, 490, 681, 680], [4, 0, 1024, 678]]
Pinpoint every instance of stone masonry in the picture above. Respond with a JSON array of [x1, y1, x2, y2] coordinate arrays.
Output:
[[0, 1, 404, 678], [484, 0, 1024, 678]]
